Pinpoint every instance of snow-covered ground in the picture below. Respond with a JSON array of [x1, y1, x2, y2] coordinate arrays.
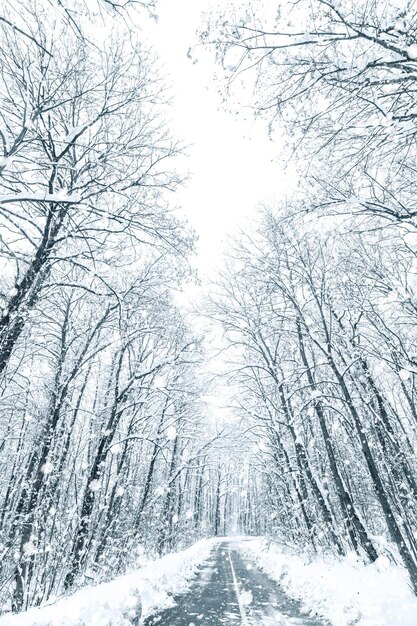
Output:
[[0, 538, 217, 625], [240, 537, 417, 626], [4, 536, 417, 626]]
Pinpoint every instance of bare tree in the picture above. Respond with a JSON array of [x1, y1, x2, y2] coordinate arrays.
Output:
[[202, 1, 417, 226], [0, 3, 187, 379], [211, 208, 417, 591]]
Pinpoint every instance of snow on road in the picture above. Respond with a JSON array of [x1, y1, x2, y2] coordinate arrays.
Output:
[[242, 537, 417, 626], [2, 537, 417, 626], [144, 538, 325, 625], [0, 539, 217, 626]]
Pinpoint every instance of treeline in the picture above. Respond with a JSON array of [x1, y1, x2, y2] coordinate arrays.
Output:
[[213, 214, 417, 589], [0, 1, 221, 614], [205, 0, 417, 593]]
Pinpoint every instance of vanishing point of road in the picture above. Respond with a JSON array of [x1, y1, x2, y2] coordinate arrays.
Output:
[[144, 539, 326, 625]]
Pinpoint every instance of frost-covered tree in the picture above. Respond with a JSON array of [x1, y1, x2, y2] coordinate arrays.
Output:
[[0, 0, 219, 614], [0, 0, 187, 378], [211, 208, 417, 592], [202, 0, 417, 225]]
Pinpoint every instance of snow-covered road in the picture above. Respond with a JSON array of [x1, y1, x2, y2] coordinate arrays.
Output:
[[144, 539, 325, 625], [3, 537, 417, 625]]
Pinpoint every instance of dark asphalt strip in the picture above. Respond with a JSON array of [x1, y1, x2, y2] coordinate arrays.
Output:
[[142, 540, 327, 625]]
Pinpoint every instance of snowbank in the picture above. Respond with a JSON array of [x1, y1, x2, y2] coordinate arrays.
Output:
[[240, 538, 417, 626], [0, 538, 217, 625]]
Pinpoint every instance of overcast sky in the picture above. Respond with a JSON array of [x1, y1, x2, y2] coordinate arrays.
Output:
[[142, 0, 289, 421], [145, 0, 287, 275]]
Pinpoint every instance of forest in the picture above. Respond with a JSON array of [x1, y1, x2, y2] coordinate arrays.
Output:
[[1, 0, 417, 624]]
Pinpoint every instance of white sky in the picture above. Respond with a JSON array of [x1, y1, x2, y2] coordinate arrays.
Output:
[[144, 0, 290, 426], [145, 0, 288, 275]]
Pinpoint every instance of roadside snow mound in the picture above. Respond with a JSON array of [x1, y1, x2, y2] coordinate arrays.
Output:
[[240, 538, 417, 626], [0, 538, 217, 625]]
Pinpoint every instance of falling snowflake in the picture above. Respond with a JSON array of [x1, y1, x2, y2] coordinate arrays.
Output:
[[407, 44, 417, 60], [23, 541, 37, 556], [241, 590, 253, 605], [41, 462, 53, 475], [89, 479, 101, 492], [166, 425, 177, 440], [110, 443, 122, 454], [399, 369, 411, 381]]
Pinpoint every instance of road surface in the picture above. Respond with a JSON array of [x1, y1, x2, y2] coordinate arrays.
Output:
[[143, 539, 326, 625]]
